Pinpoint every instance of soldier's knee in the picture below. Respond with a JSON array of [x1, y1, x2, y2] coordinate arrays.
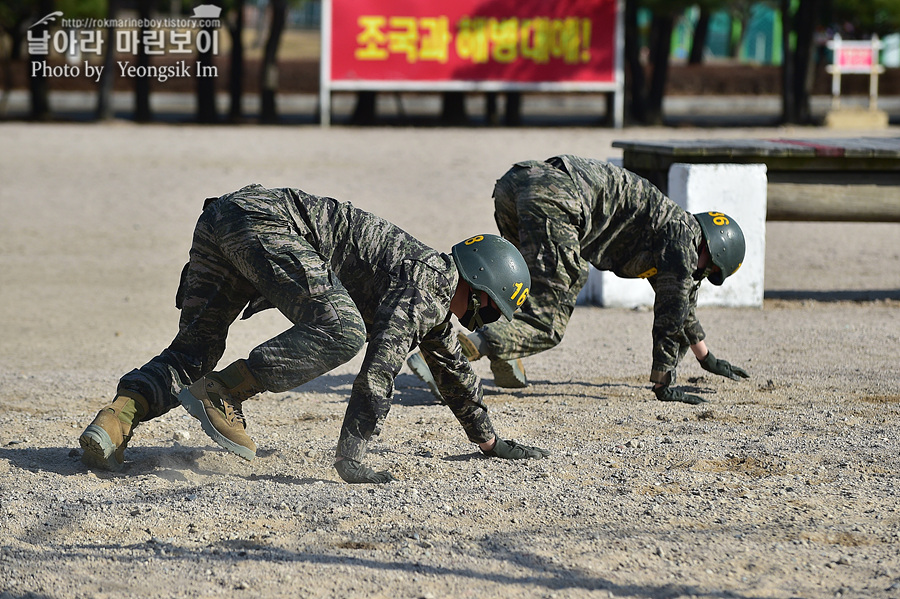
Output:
[[338, 310, 366, 357]]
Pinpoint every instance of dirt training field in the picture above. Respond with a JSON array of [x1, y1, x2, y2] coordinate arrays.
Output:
[[1, 122, 899, 599]]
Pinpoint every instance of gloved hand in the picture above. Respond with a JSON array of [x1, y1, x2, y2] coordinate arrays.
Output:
[[654, 384, 708, 405], [334, 458, 396, 484], [482, 438, 550, 459], [699, 351, 749, 380]]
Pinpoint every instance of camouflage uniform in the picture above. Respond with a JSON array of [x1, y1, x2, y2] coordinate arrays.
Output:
[[486, 155, 706, 385], [118, 184, 495, 462]]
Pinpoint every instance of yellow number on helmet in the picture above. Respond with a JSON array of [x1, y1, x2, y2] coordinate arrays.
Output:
[[511, 282, 529, 306], [708, 211, 730, 226], [464, 235, 484, 245]]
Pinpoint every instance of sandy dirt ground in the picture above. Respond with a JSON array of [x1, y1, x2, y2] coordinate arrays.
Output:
[[1, 122, 899, 599]]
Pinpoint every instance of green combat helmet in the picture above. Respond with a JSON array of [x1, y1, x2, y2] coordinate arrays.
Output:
[[694, 211, 746, 286], [451, 234, 531, 329]]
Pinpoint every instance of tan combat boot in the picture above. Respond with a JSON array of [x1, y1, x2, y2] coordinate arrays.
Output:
[[79, 391, 149, 471], [489, 357, 529, 388], [456, 332, 484, 362], [179, 359, 263, 461]]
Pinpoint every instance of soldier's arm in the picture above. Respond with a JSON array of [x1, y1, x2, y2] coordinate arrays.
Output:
[[419, 325, 549, 459], [418, 323, 495, 446], [648, 222, 703, 385], [648, 270, 694, 385]]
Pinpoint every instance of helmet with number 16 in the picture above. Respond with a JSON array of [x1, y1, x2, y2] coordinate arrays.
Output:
[[694, 211, 745, 286], [451, 234, 531, 320]]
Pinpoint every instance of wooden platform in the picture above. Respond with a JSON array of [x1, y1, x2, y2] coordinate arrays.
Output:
[[612, 137, 900, 221]]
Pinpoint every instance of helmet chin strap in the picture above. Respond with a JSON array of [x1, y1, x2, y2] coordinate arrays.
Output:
[[692, 241, 713, 281], [464, 291, 485, 330]]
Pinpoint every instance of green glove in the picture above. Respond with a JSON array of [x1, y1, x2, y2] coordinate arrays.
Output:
[[482, 438, 550, 459], [654, 384, 708, 405], [334, 458, 396, 484], [699, 351, 749, 380]]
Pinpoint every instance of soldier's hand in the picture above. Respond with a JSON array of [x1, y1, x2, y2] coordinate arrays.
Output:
[[482, 438, 550, 459], [699, 351, 749, 380], [334, 458, 396, 484], [654, 384, 708, 405]]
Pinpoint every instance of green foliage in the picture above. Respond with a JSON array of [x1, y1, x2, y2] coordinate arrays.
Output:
[[0, 0, 35, 30], [832, 0, 900, 35], [642, 0, 707, 16], [57, 0, 107, 19], [641, 0, 740, 17]]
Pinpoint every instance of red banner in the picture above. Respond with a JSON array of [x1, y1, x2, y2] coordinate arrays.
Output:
[[328, 0, 619, 84]]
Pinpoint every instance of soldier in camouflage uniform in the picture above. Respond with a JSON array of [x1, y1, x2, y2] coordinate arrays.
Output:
[[408, 155, 749, 405], [78, 184, 548, 482]]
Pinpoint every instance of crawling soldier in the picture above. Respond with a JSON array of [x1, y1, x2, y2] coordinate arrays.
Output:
[[79, 184, 548, 480]]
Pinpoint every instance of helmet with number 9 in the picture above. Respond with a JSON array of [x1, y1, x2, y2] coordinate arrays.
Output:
[[694, 211, 745, 286], [451, 234, 531, 320]]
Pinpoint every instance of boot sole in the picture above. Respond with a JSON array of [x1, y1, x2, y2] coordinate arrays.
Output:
[[179, 388, 256, 461], [79, 424, 123, 472], [406, 353, 444, 403], [490, 358, 529, 388]]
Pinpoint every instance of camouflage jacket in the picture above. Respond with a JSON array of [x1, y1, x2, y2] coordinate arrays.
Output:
[[545, 156, 706, 380], [236, 185, 493, 459]]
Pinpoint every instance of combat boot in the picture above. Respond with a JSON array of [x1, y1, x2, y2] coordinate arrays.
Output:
[[457, 332, 484, 361], [179, 359, 263, 461], [489, 357, 528, 388], [79, 391, 149, 471]]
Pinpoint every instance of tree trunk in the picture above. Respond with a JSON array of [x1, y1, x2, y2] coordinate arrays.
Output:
[[96, 0, 120, 120], [0, 25, 12, 114], [624, 0, 647, 124], [645, 14, 674, 126], [9, 15, 29, 61], [228, 0, 245, 122], [260, 0, 286, 123], [196, 20, 218, 123], [780, 0, 797, 123], [28, 0, 55, 121], [688, 7, 710, 65], [134, 0, 152, 122], [791, 0, 819, 123]]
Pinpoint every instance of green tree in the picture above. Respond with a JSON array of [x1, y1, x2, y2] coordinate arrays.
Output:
[[0, 0, 34, 115], [625, 0, 706, 125], [54, 0, 111, 120], [195, 13, 219, 123], [225, 0, 245, 122], [94, 0, 119, 121], [0, 0, 37, 61], [28, 0, 54, 120], [133, 0, 155, 122], [831, 0, 900, 35], [259, 0, 286, 123]]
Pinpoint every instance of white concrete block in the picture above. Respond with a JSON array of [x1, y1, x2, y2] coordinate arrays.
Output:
[[576, 267, 655, 308], [578, 162, 767, 308], [668, 163, 768, 308]]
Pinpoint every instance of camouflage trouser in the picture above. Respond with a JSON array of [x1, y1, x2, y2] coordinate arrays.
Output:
[[118, 194, 367, 420], [480, 162, 590, 360]]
